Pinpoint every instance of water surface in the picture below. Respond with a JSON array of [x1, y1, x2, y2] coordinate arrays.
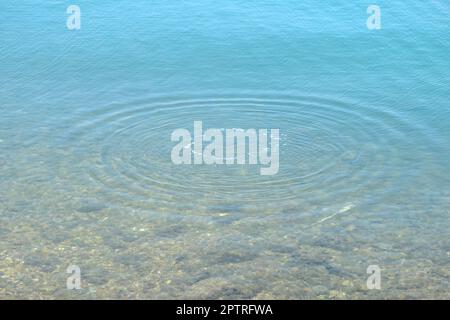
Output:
[[0, 1, 449, 299]]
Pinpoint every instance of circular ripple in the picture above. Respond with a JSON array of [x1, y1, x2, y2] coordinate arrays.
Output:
[[61, 93, 428, 215]]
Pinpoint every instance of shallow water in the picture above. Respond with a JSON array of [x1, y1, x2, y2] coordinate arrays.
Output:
[[0, 1, 449, 299]]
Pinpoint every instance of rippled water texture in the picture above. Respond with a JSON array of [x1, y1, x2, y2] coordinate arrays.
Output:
[[1, 1, 449, 299]]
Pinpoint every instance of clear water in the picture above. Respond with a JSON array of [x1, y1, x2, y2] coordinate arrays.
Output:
[[0, 1, 449, 299]]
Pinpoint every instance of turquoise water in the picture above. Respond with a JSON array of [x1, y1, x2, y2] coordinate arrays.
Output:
[[0, 1, 449, 299]]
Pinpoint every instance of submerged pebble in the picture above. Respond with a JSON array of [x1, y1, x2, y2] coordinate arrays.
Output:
[[76, 202, 107, 213], [0, 227, 10, 236], [23, 253, 60, 273], [207, 204, 242, 213], [83, 267, 111, 286]]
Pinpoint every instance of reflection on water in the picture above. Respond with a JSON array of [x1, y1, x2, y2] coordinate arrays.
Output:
[[0, 1, 449, 299]]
